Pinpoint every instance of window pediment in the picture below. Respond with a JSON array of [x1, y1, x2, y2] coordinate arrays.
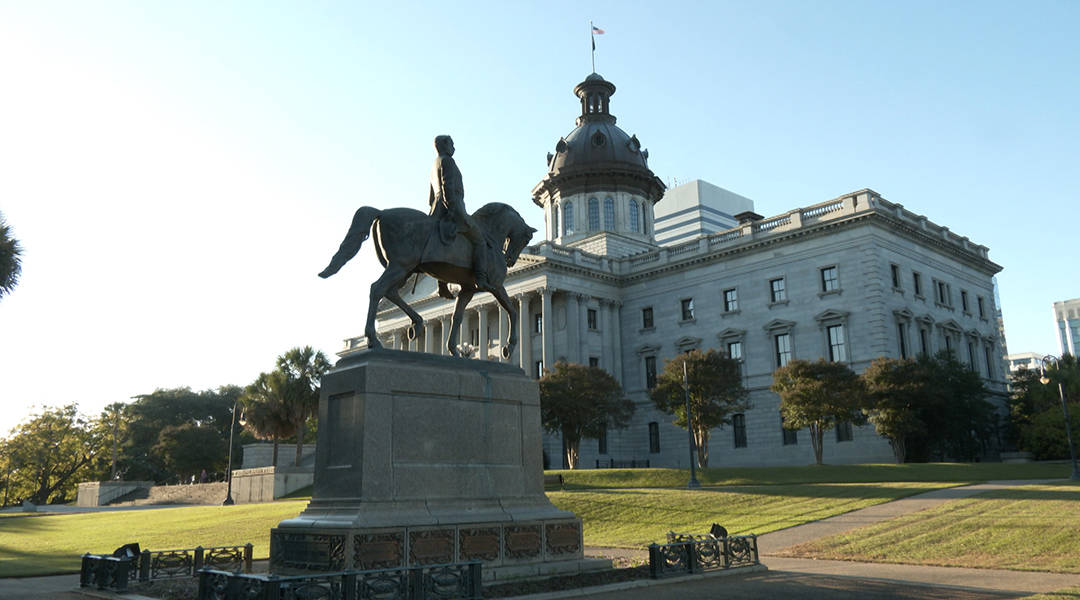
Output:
[[716, 328, 746, 340], [814, 309, 849, 324], [893, 308, 915, 321], [636, 343, 662, 355], [763, 319, 796, 333], [675, 336, 702, 352], [915, 314, 936, 325], [939, 319, 964, 333]]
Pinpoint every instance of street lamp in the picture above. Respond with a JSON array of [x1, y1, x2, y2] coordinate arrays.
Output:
[[1040, 355, 1080, 481], [683, 361, 701, 489], [222, 400, 246, 505]]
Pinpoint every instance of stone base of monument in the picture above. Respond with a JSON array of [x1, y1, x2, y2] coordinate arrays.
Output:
[[270, 348, 607, 581]]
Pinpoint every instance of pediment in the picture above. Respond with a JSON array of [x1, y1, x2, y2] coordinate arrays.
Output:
[[675, 336, 702, 351], [915, 314, 936, 324], [763, 319, 796, 332], [939, 319, 964, 332], [893, 308, 915, 320], [636, 343, 662, 355], [716, 328, 746, 340], [814, 309, 850, 323]]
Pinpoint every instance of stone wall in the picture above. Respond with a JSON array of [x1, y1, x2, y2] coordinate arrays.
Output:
[[76, 480, 154, 507], [231, 466, 314, 503]]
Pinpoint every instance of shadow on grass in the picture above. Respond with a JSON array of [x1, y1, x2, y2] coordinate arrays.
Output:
[[557, 483, 953, 501]]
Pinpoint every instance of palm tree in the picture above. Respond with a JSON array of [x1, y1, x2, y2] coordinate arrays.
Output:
[[239, 371, 295, 467], [0, 211, 23, 300], [276, 346, 331, 466]]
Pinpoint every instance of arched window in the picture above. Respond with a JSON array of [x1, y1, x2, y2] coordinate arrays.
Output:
[[629, 200, 640, 233], [604, 197, 614, 230], [643, 205, 649, 235], [563, 201, 574, 235], [588, 197, 600, 231], [552, 204, 559, 238]]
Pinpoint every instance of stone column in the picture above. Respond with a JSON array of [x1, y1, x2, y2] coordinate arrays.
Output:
[[440, 316, 451, 355], [518, 294, 532, 374], [578, 294, 590, 364], [478, 305, 489, 361], [612, 301, 623, 384], [567, 293, 581, 364], [423, 321, 436, 354], [541, 288, 553, 374]]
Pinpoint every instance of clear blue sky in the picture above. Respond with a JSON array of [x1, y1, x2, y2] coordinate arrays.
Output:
[[1, 1, 1077, 433]]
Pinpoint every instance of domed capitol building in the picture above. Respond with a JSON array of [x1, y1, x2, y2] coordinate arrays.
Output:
[[341, 73, 1007, 469]]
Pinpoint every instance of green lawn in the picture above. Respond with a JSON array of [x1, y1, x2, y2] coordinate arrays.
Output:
[[548, 482, 958, 548], [548, 462, 1072, 489], [1021, 587, 1080, 599], [777, 482, 1080, 573], [0, 502, 307, 577]]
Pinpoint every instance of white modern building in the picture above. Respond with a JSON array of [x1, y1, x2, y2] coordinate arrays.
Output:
[[1004, 352, 1046, 376], [1053, 298, 1080, 356], [341, 73, 1008, 468]]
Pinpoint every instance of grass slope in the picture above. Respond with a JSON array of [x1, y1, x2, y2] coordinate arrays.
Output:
[[778, 482, 1080, 573], [549, 482, 957, 548], [0, 502, 307, 577], [549, 463, 1072, 489]]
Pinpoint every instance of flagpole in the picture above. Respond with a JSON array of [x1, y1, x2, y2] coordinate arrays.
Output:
[[590, 21, 595, 73]]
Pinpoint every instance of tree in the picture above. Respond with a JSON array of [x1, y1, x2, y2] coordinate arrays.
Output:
[[1, 404, 105, 504], [906, 352, 995, 462], [539, 361, 634, 469], [862, 357, 925, 463], [122, 387, 235, 482], [276, 346, 331, 466], [649, 349, 749, 467], [240, 370, 296, 467], [0, 211, 22, 300], [1011, 354, 1080, 460], [153, 423, 227, 482], [772, 359, 866, 465]]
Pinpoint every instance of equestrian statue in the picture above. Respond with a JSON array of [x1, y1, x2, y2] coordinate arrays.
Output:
[[318, 135, 537, 359]]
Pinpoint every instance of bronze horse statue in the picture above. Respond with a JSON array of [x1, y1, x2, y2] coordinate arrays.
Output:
[[319, 202, 536, 358]]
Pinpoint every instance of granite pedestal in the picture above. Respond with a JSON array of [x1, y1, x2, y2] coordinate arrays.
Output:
[[271, 348, 599, 581]]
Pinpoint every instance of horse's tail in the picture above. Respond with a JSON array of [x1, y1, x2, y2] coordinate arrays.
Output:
[[318, 206, 380, 278]]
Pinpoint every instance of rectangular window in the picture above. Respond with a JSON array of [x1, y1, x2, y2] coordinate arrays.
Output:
[[820, 266, 839, 292], [920, 328, 929, 355], [588, 198, 600, 231], [898, 323, 908, 359], [598, 423, 608, 455], [770, 278, 787, 303], [588, 356, 599, 368], [961, 290, 970, 313], [681, 298, 695, 321], [533, 313, 543, 334], [827, 324, 847, 362], [775, 333, 793, 367], [913, 272, 923, 296], [984, 345, 994, 378], [648, 422, 660, 453], [603, 198, 615, 230], [471, 328, 479, 346], [890, 264, 901, 289], [978, 296, 986, 319], [642, 307, 654, 329], [726, 341, 742, 361], [587, 308, 598, 330], [936, 280, 950, 306], [781, 413, 798, 445], [723, 288, 738, 312], [645, 356, 657, 389], [534, 360, 543, 378], [945, 334, 953, 354], [836, 421, 853, 442], [968, 342, 976, 368], [733, 414, 747, 448]]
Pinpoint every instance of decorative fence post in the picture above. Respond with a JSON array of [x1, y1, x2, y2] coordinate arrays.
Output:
[[685, 541, 698, 574], [193, 546, 205, 574], [467, 562, 482, 599], [243, 543, 253, 573], [342, 573, 357, 600], [139, 549, 151, 582], [407, 567, 424, 600], [79, 554, 93, 587]]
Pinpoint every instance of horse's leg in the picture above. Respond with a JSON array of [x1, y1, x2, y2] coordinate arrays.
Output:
[[383, 281, 425, 343], [364, 263, 413, 349], [490, 285, 518, 361], [448, 287, 475, 357]]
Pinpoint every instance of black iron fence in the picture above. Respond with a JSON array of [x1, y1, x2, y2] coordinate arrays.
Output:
[[648, 532, 759, 578], [197, 561, 482, 600], [80, 543, 253, 591]]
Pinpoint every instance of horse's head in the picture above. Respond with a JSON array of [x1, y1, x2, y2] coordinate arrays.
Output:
[[504, 223, 536, 267]]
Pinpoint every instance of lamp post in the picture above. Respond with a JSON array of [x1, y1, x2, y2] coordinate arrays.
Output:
[[683, 361, 701, 489], [1040, 355, 1080, 481], [222, 400, 243, 505]]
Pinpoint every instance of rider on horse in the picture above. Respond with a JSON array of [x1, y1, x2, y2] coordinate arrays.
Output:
[[428, 135, 491, 299]]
